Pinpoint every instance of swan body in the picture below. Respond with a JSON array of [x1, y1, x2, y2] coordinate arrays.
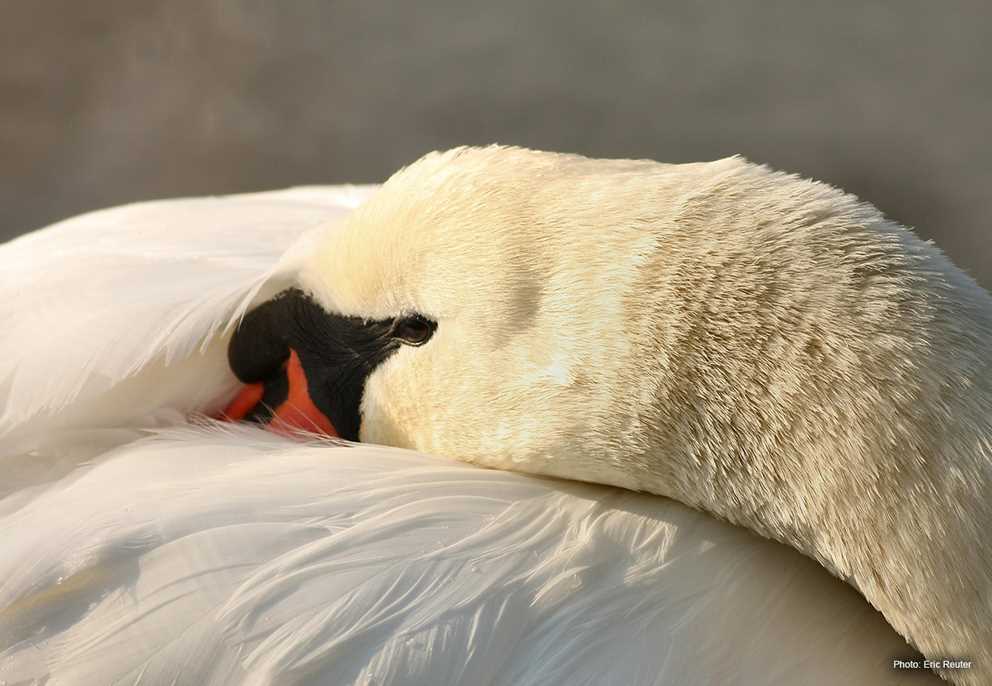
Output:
[[0, 427, 931, 685], [2, 146, 984, 684]]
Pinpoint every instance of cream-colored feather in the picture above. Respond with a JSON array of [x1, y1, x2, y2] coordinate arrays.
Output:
[[303, 146, 992, 684]]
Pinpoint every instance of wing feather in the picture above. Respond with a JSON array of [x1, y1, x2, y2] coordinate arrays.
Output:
[[0, 186, 377, 441], [0, 427, 934, 685]]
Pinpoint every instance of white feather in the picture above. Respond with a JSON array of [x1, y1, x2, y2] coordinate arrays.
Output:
[[1, 426, 932, 686], [0, 185, 376, 441], [0, 187, 934, 685]]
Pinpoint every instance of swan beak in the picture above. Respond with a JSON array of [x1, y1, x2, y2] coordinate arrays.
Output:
[[217, 288, 402, 441], [219, 348, 339, 437]]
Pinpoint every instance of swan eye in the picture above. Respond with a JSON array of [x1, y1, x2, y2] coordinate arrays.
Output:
[[391, 314, 435, 346]]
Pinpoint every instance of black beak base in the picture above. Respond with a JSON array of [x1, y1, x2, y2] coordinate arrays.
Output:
[[227, 288, 403, 441]]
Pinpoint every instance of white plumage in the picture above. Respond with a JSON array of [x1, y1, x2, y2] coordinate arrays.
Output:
[[0, 185, 935, 685]]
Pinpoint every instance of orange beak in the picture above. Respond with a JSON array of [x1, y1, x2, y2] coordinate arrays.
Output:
[[218, 349, 339, 438]]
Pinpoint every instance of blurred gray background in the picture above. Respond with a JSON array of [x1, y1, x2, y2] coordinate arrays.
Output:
[[2, 1, 989, 285]]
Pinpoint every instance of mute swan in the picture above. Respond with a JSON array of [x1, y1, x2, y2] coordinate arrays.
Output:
[[2, 146, 983, 685]]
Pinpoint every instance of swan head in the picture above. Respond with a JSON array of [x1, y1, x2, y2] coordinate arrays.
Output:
[[228, 145, 686, 490], [225, 145, 992, 680]]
